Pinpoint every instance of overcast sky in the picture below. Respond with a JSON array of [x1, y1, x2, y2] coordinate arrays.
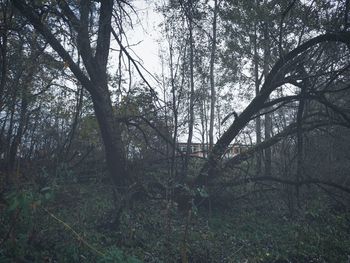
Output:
[[114, 0, 163, 87]]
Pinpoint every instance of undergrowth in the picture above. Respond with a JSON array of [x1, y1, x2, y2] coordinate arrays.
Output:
[[0, 179, 349, 262]]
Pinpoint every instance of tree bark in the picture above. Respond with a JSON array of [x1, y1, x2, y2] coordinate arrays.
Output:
[[209, 0, 218, 151], [263, 20, 272, 176], [253, 19, 262, 175]]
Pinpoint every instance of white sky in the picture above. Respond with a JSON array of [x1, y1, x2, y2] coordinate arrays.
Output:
[[117, 0, 164, 86], [115, 0, 248, 144], [110, 0, 259, 144], [132, 1, 163, 70]]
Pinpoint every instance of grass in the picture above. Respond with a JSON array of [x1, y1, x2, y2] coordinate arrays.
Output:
[[1, 179, 349, 262]]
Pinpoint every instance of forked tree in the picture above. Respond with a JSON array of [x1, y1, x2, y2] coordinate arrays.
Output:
[[12, 0, 128, 188]]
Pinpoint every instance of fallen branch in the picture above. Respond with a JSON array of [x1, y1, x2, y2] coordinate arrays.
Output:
[[42, 207, 105, 257]]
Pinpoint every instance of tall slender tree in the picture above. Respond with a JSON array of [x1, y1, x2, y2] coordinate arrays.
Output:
[[183, 0, 196, 179], [209, 0, 218, 151]]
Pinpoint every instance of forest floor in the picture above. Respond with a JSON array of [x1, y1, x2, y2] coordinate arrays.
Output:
[[1, 179, 350, 263]]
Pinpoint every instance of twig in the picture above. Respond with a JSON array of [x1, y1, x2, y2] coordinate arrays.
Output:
[[42, 207, 105, 257]]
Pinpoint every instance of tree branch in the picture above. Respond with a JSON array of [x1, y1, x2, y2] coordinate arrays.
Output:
[[11, 0, 95, 95], [196, 31, 350, 186], [95, 0, 113, 72]]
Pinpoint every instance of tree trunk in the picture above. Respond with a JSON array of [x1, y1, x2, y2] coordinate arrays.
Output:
[[90, 86, 127, 185], [296, 94, 304, 208], [169, 40, 179, 179], [184, 0, 195, 179], [209, 0, 218, 151], [7, 75, 29, 172], [295, 65, 309, 208], [253, 20, 262, 175], [263, 20, 272, 176]]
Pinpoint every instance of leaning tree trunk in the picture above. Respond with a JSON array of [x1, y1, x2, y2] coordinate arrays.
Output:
[[195, 32, 350, 187], [90, 84, 127, 185]]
